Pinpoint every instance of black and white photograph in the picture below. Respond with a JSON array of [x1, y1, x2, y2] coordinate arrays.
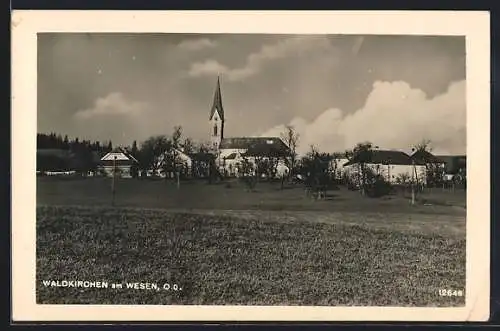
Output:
[[12, 11, 490, 322]]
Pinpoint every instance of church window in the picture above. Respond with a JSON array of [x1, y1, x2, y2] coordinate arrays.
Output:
[[214, 124, 218, 136]]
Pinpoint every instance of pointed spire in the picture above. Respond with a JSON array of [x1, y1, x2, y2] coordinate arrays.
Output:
[[209, 75, 224, 121]]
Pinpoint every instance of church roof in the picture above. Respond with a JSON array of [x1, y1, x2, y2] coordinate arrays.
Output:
[[220, 137, 290, 154], [209, 76, 224, 121]]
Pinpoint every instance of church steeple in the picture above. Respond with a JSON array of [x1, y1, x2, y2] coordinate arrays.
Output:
[[209, 76, 224, 122], [209, 76, 224, 149]]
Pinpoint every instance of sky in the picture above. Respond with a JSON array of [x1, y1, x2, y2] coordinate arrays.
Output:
[[38, 33, 466, 155]]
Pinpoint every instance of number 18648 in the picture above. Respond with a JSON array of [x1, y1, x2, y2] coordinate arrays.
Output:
[[438, 289, 464, 297]]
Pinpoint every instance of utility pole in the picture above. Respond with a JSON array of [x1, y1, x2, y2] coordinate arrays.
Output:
[[410, 149, 416, 206], [111, 155, 117, 206]]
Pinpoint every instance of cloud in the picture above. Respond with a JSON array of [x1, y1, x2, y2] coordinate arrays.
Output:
[[188, 59, 229, 77], [74, 92, 148, 119], [259, 79, 466, 156], [188, 35, 336, 81], [177, 38, 216, 51]]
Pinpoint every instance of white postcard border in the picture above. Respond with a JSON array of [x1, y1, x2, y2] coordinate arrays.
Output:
[[11, 10, 491, 322]]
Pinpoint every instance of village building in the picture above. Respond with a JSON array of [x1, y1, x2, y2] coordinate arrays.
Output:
[[343, 149, 427, 185], [207, 77, 291, 177], [329, 154, 351, 180], [434, 154, 466, 176], [99, 147, 139, 178]]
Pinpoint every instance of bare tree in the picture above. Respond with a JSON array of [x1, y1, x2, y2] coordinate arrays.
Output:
[[280, 125, 300, 175], [414, 138, 432, 152]]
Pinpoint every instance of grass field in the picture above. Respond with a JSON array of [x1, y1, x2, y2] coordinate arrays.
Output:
[[36, 177, 466, 306]]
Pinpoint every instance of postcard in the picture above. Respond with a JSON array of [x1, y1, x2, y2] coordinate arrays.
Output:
[[11, 10, 490, 322]]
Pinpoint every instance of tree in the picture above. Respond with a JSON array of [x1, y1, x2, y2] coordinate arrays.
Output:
[[281, 125, 300, 175], [131, 140, 138, 156], [182, 138, 195, 154], [414, 139, 432, 153], [413, 138, 443, 187], [171, 126, 183, 187], [63, 135, 69, 149], [352, 142, 374, 196], [297, 148, 332, 199], [139, 135, 171, 175], [239, 156, 257, 191], [107, 141, 113, 152], [129, 140, 139, 178]]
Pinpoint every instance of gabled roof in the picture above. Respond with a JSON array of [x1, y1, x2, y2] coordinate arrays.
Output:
[[219, 137, 290, 152], [343, 150, 423, 167], [101, 147, 138, 163], [209, 76, 224, 121], [410, 150, 443, 164]]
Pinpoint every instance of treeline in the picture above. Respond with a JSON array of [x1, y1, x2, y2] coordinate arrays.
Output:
[[37, 132, 114, 154], [37, 132, 133, 173]]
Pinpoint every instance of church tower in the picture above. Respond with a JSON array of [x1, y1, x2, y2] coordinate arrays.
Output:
[[209, 76, 225, 150]]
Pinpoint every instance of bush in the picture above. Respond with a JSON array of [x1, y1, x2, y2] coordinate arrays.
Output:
[[366, 175, 393, 198]]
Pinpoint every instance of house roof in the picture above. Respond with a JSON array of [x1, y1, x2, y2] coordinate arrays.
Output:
[[219, 137, 290, 152], [187, 152, 216, 162], [343, 150, 424, 167], [410, 150, 443, 164], [209, 76, 224, 121], [224, 152, 239, 160], [243, 144, 291, 158], [101, 147, 139, 163]]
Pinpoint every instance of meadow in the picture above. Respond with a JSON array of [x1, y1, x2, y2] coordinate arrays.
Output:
[[36, 176, 466, 306]]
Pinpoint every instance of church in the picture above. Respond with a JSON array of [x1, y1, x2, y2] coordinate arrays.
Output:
[[207, 77, 291, 177]]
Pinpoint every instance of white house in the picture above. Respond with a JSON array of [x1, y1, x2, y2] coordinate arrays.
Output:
[[329, 156, 350, 180], [100, 147, 139, 178], [343, 150, 427, 185]]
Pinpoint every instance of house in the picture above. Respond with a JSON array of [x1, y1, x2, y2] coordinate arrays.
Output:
[[154, 148, 194, 178], [343, 149, 427, 185], [99, 147, 139, 178], [434, 155, 466, 175], [329, 154, 350, 180], [207, 76, 291, 176]]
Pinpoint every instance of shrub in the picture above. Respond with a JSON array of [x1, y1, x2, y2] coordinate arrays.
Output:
[[366, 174, 393, 198]]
